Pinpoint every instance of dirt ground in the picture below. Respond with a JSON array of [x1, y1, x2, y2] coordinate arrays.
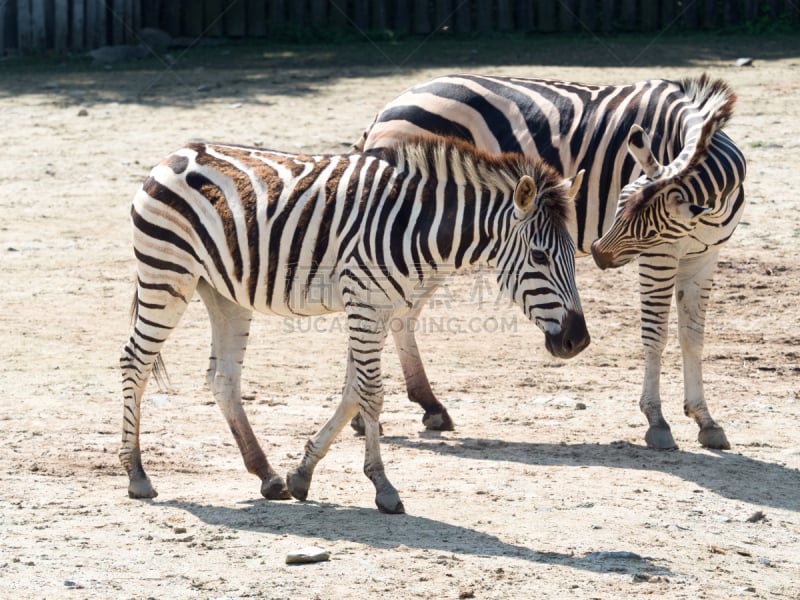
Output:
[[1, 35, 799, 599]]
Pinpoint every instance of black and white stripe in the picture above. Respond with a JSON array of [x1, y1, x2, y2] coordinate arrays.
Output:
[[357, 74, 747, 450], [120, 136, 589, 513]]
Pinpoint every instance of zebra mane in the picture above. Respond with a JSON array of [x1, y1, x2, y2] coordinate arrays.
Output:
[[622, 75, 736, 218], [680, 73, 737, 169], [372, 135, 574, 230]]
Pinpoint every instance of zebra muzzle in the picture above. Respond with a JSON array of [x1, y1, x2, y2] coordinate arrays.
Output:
[[545, 310, 590, 359]]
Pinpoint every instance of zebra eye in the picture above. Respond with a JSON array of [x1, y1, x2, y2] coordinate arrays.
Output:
[[530, 249, 548, 265]]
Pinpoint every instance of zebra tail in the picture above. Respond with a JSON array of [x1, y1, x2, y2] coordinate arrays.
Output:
[[129, 285, 170, 391]]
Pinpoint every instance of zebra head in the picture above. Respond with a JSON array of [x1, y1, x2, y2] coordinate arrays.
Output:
[[497, 167, 590, 359], [590, 124, 713, 269]]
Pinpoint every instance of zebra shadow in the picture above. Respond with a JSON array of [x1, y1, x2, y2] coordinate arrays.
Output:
[[382, 436, 800, 513], [162, 497, 671, 575]]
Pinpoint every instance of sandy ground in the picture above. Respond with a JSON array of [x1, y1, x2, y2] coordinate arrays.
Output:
[[1, 35, 799, 599]]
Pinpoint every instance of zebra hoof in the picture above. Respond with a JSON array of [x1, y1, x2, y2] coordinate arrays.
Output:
[[128, 477, 158, 499], [286, 467, 312, 501], [644, 425, 678, 450], [376, 489, 405, 514], [349, 413, 383, 436], [422, 408, 454, 431], [698, 426, 730, 450], [261, 475, 292, 500]]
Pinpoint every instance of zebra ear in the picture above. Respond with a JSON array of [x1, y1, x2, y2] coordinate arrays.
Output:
[[627, 125, 663, 179], [564, 169, 584, 201], [513, 175, 538, 219]]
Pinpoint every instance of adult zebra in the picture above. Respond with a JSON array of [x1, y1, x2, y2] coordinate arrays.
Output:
[[355, 74, 746, 451], [120, 135, 589, 513]]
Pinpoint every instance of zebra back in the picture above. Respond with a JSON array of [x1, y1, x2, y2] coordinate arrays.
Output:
[[358, 73, 746, 255]]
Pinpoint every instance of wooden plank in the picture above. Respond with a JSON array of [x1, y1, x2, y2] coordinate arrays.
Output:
[[558, 0, 577, 31], [497, 0, 512, 30], [309, 0, 327, 27], [287, 0, 304, 28], [579, 0, 597, 31], [537, 0, 557, 32], [268, 0, 286, 32], [682, 0, 699, 28], [413, 0, 430, 33], [515, 0, 533, 31], [111, 0, 123, 44], [54, 0, 68, 51], [661, 0, 676, 27], [18, 0, 32, 53], [141, 0, 160, 28], [454, 0, 470, 33], [640, 0, 658, 30], [31, 0, 46, 50], [704, 0, 718, 29], [618, 0, 636, 29], [601, 0, 616, 32], [353, 0, 369, 29], [182, 1, 203, 37], [205, 0, 224, 36], [371, 0, 387, 29], [723, 0, 740, 26], [84, 0, 100, 49], [247, 0, 266, 36], [70, 0, 84, 50], [162, 0, 180, 36], [476, 0, 491, 32], [0, 0, 5, 53], [434, 0, 453, 32], [225, 0, 247, 36], [131, 0, 141, 36]]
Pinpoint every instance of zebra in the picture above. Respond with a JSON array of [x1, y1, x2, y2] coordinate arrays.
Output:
[[120, 135, 589, 513], [355, 73, 746, 451]]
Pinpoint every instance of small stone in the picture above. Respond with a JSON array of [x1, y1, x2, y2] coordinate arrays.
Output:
[[746, 510, 766, 523], [173, 526, 187, 534], [285, 546, 330, 564], [735, 57, 753, 67], [459, 590, 475, 599], [575, 402, 587, 410], [77, 108, 89, 117]]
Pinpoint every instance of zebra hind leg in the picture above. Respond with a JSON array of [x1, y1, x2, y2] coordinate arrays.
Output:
[[676, 254, 730, 450], [120, 276, 196, 499], [197, 280, 291, 500]]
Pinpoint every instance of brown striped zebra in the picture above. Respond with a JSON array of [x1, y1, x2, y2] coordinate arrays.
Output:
[[120, 136, 589, 513], [356, 74, 746, 451]]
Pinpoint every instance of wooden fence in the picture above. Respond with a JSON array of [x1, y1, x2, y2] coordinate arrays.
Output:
[[3, 0, 799, 54]]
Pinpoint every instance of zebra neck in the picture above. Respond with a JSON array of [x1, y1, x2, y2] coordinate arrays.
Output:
[[419, 176, 513, 272]]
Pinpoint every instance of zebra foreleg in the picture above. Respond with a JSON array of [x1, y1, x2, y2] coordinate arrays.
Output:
[[350, 307, 453, 434], [638, 255, 679, 450], [676, 252, 730, 450], [286, 357, 361, 502], [197, 281, 291, 499]]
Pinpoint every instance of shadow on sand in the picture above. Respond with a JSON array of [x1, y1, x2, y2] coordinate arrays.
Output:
[[162, 496, 671, 575], [383, 435, 800, 513]]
